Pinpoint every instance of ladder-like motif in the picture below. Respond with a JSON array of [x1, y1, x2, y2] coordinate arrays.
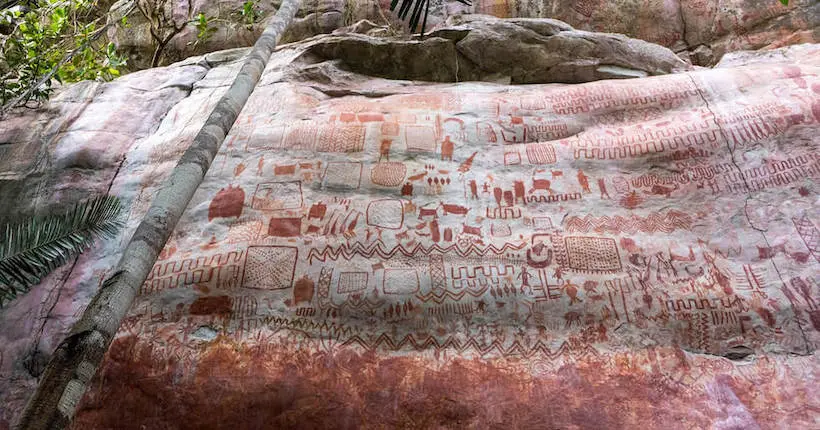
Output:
[[792, 214, 820, 263]]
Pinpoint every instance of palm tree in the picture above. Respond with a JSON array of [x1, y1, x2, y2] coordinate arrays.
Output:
[[390, 0, 472, 35], [16, 0, 303, 427], [0, 196, 123, 306]]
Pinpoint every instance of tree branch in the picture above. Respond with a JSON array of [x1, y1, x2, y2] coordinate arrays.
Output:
[[16, 0, 302, 427]]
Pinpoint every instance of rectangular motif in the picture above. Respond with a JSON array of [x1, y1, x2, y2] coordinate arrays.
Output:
[[241, 246, 298, 290], [564, 236, 622, 272]]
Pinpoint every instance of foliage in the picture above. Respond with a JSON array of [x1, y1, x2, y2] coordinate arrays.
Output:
[[180, 1, 267, 59], [239, 0, 262, 27], [0, 0, 129, 109], [190, 12, 217, 47], [0, 0, 269, 111], [0, 195, 124, 306]]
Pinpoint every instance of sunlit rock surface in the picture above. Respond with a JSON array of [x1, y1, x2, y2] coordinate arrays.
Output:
[[453, 0, 819, 65], [107, 0, 818, 68], [304, 15, 690, 83], [0, 19, 819, 429]]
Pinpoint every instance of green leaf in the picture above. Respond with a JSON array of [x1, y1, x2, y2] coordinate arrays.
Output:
[[0, 196, 124, 307], [390, 0, 470, 34]]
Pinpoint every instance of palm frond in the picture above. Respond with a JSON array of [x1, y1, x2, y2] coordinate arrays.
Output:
[[390, 0, 472, 35], [0, 195, 124, 306]]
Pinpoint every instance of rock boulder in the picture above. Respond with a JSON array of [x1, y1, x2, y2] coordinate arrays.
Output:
[[105, 0, 818, 69], [305, 15, 690, 83]]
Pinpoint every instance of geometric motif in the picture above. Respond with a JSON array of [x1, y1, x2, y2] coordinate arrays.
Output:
[[428, 255, 447, 293], [532, 217, 553, 230], [241, 246, 298, 290], [573, 0, 596, 17], [504, 151, 521, 165], [337, 272, 369, 294], [519, 95, 546, 110], [526, 143, 557, 164], [383, 269, 420, 294], [370, 162, 407, 187], [366, 199, 404, 229], [792, 214, 820, 263], [283, 122, 318, 150], [323, 162, 362, 190], [317, 125, 365, 153], [564, 236, 622, 272], [251, 181, 303, 210], [246, 124, 286, 150], [227, 219, 263, 244], [491, 223, 512, 237], [405, 125, 436, 152]]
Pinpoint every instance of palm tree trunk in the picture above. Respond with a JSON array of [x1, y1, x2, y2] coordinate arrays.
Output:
[[16, 0, 301, 427]]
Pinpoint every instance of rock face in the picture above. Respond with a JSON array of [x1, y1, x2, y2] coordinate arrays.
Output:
[[107, 0, 387, 70], [1, 18, 819, 429], [106, 0, 818, 69], [460, 0, 819, 65], [0, 49, 242, 426], [305, 15, 689, 83]]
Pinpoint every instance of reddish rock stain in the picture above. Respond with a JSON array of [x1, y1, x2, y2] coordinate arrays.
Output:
[[70, 335, 818, 430], [189, 296, 233, 317]]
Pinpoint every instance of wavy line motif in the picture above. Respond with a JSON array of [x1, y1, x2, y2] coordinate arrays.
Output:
[[308, 241, 526, 263], [343, 334, 600, 359], [239, 316, 601, 359], [241, 316, 355, 339], [564, 210, 693, 234], [414, 286, 489, 303]]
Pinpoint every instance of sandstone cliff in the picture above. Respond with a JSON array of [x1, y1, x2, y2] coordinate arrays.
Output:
[[106, 0, 818, 68], [1, 12, 819, 430]]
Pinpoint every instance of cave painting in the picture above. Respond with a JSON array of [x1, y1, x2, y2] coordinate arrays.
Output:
[[56, 47, 820, 428]]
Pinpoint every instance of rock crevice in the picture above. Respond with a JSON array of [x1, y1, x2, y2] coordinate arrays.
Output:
[[303, 15, 689, 84]]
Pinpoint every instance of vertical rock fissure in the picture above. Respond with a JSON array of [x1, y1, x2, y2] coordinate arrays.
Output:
[[21, 60, 217, 382], [677, 0, 689, 48], [688, 73, 812, 356], [15, 0, 302, 428]]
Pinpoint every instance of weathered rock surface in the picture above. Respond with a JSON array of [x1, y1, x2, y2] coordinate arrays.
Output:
[[106, 0, 818, 69], [107, 0, 387, 70], [0, 50, 241, 427], [304, 15, 690, 83], [1, 22, 819, 430], [462, 0, 819, 65]]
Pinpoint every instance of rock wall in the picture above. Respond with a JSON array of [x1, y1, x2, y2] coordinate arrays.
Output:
[[0, 48, 244, 427], [303, 15, 690, 83], [464, 0, 819, 64], [107, 0, 818, 68], [106, 0, 387, 70], [1, 18, 819, 430]]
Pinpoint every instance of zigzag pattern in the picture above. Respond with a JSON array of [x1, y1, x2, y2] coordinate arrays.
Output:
[[241, 316, 603, 359], [415, 286, 490, 303], [249, 315, 356, 339], [342, 333, 602, 359], [564, 210, 693, 234], [308, 240, 526, 263], [711, 246, 743, 259]]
